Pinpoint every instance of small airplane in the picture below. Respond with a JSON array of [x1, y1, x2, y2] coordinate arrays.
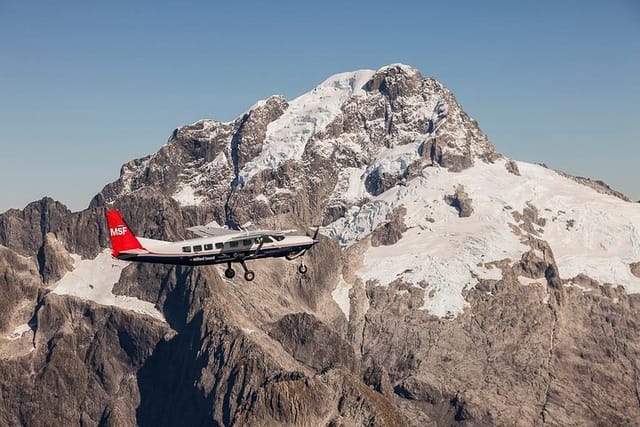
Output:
[[106, 209, 319, 281]]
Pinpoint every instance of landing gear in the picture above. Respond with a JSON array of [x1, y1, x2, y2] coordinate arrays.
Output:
[[223, 261, 254, 281], [224, 263, 236, 279], [239, 260, 255, 281], [298, 263, 308, 275]]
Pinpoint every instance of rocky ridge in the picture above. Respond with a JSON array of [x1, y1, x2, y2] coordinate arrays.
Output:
[[1, 64, 640, 426]]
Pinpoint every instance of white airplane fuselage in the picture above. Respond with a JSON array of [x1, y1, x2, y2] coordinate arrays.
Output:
[[126, 234, 315, 266], [106, 209, 317, 280]]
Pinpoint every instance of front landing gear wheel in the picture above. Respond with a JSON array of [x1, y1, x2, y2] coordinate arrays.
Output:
[[244, 270, 255, 281], [224, 267, 236, 279], [298, 264, 308, 275]]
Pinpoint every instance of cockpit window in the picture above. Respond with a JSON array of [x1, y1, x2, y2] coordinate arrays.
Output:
[[273, 235, 285, 242]]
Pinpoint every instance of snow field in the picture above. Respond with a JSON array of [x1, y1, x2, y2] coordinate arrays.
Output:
[[239, 70, 376, 183], [328, 159, 640, 317], [50, 250, 165, 321]]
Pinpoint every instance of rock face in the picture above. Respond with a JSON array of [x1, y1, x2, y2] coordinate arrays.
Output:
[[38, 233, 74, 284], [505, 159, 520, 176], [444, 185, 474, 217], [0, 247, 40, 334], [371, 207, 408, 247], [1, 64, 640, 426]]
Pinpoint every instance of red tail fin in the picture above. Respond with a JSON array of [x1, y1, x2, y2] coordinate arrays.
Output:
[[106, 210, 144, 257]]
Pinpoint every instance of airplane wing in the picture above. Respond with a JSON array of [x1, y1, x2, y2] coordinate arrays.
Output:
[[225, 230, 281, 242], [224, 229, 303, 242], [186, 225, 238, 238]]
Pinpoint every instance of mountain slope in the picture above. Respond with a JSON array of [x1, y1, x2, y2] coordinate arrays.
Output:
[[1, 64, 639, 426]]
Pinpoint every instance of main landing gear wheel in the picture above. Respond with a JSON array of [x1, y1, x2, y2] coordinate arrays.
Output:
[[238, 260, 255, 281], [298, 264, 308, 275], [224, 265, 236, 279]]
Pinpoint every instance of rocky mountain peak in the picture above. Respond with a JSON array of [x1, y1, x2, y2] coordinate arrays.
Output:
[[0, 197, 70, 256], [93, 64, 498, 230], [364, 63, 424, 98]]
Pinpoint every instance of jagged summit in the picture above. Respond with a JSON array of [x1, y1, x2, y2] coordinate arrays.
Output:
[[95, 64, 497, 211], [238, 68, 376, 184]]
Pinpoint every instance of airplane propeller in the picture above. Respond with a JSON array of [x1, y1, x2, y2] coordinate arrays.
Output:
[[311, 225, 320, 242]]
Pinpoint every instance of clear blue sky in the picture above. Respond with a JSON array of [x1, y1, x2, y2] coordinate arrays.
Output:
[[1, 0, 638, 212]]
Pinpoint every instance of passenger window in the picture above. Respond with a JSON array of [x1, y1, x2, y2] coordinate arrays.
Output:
[[243, 239, 252, 246], [274, 235, 285, 241], [215, 242, 223, 249], [182, 246, 191, 253], [204, 244, 213, 251], [229, 241, 238, 248], [193, 245, 202, 252]]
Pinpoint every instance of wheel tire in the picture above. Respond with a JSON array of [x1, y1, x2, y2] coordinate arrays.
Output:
[[298, 264, 308, 274], [244, 270, 255, 281], [224, 268, 236, 279]]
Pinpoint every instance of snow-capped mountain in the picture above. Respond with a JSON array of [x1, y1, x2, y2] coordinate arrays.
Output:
[[95, 63, 640, 319], [1, 64, 639, 426]]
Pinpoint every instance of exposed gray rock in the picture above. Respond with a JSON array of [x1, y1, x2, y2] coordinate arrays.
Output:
[[112, 262, 176, 305], [37, 233, 73, 284], [268, 312, 358, 373], [570, 273, 601, 290], [321, 203, 348, 226], [523, 202, 547, 227], [233, 96, 288, 173], [365, 167, 407, 196], [505, 159, 521, 176], [0, 198, 123, 260], [364, 64, 424, 100], [364, 362, 394, 398], [0, 293, 170, 426], [540, 284, 640, 425], [444, 185, 474, 217], [423, 80, 500, 172], [511, 202, 547, 236], [361, 254, 640, 426], [0, 197, 70, 257], [235, 369, 408, 427], [0, 246, 41, 333], [371, 207, 408, 247]]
